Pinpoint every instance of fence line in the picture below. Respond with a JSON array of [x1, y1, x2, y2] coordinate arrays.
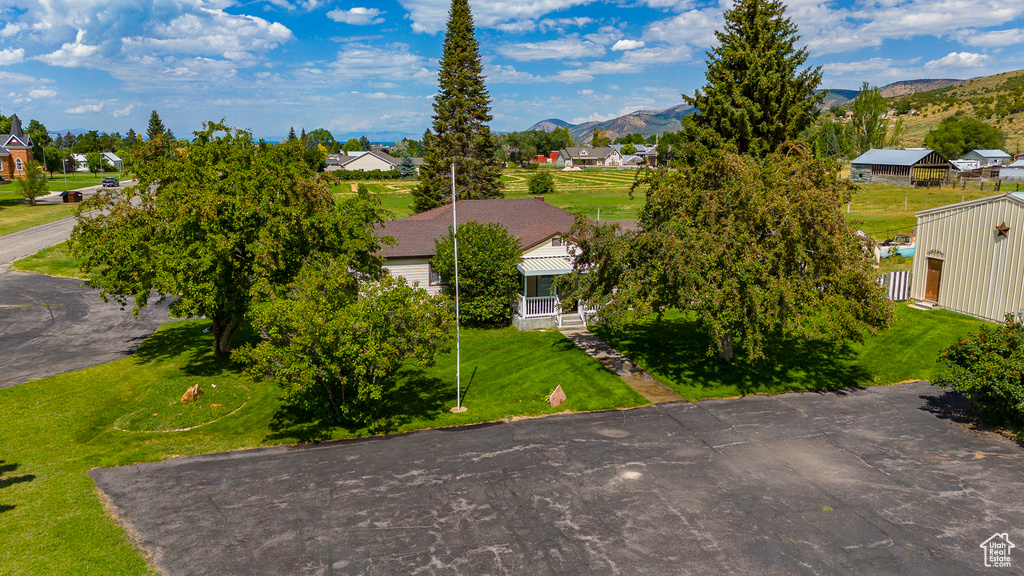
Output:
[[879, 270, 911, 301]]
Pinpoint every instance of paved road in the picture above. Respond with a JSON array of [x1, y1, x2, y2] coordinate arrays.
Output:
[[91, 381, 1024, 576], [0, 216, 78, 267], [0, 270, 173, 388]]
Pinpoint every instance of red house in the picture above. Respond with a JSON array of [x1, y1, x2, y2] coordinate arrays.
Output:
[[0, 114, 34, 181]]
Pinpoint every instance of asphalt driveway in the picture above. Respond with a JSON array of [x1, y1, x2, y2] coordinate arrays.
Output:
[[91, 381, 1024, 575], [0, 270, 173, 388]]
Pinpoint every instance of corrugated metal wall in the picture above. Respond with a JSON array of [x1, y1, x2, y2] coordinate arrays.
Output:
[[911, 194, 1024, 321]]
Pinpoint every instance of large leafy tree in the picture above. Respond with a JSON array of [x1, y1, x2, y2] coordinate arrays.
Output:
[[306, 128, 338, 152], [850, 82, 905, 154], [431, 221, 521, 325], [234, 262, 453, 426], [684, 0, 824, 157], [924, 116, 1005, 160], [558, 144, 893, 360], [72, 122, 387, 354], [412, 0, 503, 213]]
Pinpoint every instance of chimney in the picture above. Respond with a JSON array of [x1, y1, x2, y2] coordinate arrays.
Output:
[[534, 196, 545, 202]]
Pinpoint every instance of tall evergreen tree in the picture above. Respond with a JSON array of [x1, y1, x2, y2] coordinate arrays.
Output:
[[147, 110, 167, 141], [287, 126, 297, 141], [684, 0, 824, 157], [358, 135, 371, 150], [412, 0, 503, 213]]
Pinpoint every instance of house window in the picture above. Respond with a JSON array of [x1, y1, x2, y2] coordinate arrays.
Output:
[[551, 237, 562, 247], [15, 158, 23, 172], [429, 263, 446, 286]]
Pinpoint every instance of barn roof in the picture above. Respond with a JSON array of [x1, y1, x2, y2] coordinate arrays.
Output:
[[851, 148, 935, 166], [971, 149, 1010, 158]]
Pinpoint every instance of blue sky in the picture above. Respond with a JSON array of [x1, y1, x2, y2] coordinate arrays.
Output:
[[1, 0, 1023, 142]]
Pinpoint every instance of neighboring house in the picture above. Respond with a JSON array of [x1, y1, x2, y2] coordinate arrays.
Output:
[[531, 151, 559, 164], [70, 153, 89, 172], [850, 148, 953, 187], [555, 147, 622, 168], [103, 152, 122, 171], [610, 143, 656, 163], [0, 114, 34, 181], [326, 150, 422, 173], [963, 149, 1011, 167], [377, 197, 591, 330], [911, 192, 1024, 321], [950, 159, 980, 171]]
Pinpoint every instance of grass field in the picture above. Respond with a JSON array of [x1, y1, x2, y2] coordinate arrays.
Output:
[[9, 241, 92, 278], [0, 320, 644, 575], [0, 172, 122, 237], [594, 304, 987, 401]]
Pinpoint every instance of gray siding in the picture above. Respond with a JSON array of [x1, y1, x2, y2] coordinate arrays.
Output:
[[911, 195, 1024, 321]]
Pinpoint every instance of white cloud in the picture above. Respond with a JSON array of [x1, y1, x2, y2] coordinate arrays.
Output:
[[322, 43, 434, 83], [37, 29, 101, 67], [578, 89, 594, 95], [925, 51, 990, 69], [327, 7, 385, 25], [539, 17, 594, 31], [28, 88, 57, 99], [570, 111, 617, 124], [954, 28, 1024, 48], [112, 104, 134, 117], [65, 102, 104, 114], [497, 36, 605, 61], [397, 0, 597, 34], [611, 39, 645, 51], [643, 9, 720, 47], [0, 48, 25, 65], [1, 23, 22, 37]]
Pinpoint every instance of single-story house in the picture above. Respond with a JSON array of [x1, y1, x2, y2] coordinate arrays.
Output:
[[0, 114, 33, 181], [951, 159, 980, 171], [103, 152, 122, 171], [555, 147, 622, 168], [850, 148, 953, 187], [378, 197, 591, 330], [911, 192, 1024, 321], [327, 150, 422, 173], [963, 149, 1011, 167]]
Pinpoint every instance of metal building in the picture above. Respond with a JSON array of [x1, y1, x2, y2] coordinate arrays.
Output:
[[850, 148, 953, 187], [911, 192, 1024, 321]]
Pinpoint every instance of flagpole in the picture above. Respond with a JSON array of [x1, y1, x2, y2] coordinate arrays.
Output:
[[451, 162, 466, 413]]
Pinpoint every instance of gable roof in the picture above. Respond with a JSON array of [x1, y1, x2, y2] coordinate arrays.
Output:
[[338, 150, 400, 168], [378, 198, 577, 258], [852, 148, 937, 166], [562, 147, 619, 160], [972, 149, 1010, 158]]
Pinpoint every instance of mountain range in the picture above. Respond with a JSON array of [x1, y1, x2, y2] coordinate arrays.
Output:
[[530, 79, 966, 145]]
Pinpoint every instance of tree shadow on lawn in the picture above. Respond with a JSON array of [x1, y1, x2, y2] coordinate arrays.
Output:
[[265, 367, 451, 444], [0, 460, 35, 515], [594, 316, 872, 395], [132, 320, 259, 377]]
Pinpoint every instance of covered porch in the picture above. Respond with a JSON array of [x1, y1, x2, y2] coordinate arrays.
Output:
[[513, 257, 595, 330]]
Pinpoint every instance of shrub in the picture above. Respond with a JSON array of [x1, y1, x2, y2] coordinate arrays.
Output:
[[935, 314, 1024, 428], [431, 221, 522, 326], [324, 169, 405, 182], [528, 170, 555, 195]]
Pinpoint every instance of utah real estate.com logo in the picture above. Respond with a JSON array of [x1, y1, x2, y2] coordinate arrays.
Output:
[[980, 533, 1015, 568]]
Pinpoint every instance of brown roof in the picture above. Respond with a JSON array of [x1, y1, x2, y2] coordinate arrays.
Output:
[[378, 198, 577, 258]]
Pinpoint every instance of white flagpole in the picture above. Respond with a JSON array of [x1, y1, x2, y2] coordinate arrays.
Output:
[[451, 162, 466, 413]]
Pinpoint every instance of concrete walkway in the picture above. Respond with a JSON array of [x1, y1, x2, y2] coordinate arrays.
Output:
[[561, 328, 684, 404]]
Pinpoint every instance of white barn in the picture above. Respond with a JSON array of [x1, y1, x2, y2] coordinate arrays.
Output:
[[911, 192, 1024, 321]]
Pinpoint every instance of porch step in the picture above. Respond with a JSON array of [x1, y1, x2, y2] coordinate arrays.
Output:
[[559, 316, 586, 330]]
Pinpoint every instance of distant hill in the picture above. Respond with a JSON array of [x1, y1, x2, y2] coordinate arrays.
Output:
[[885, 69, 1024, 152], [527, 103, 694, 144], [879, 79, 963, 98], [819, 89, 860, 109]]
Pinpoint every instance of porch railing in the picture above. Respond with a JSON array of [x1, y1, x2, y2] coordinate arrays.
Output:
[[517, 294, 560, 319]]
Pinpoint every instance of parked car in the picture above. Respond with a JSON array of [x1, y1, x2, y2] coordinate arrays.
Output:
[[878, 233, 915, 258], [102, 176, 119, 187]]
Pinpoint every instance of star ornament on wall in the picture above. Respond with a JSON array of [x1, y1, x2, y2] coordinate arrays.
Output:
[[996, 222, 1010, 238]]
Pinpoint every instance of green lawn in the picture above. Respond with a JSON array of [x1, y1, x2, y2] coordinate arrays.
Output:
[[10, 241, 92, 278], [0, 172, 123, 237], [0, 320, 644, 575], [594, 304, 986, 401]]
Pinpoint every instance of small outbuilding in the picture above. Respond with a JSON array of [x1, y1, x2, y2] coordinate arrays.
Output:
[[850, 148, 953, 187], [962, 149, 1011, 167], [911, 192, 1024, 321]]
